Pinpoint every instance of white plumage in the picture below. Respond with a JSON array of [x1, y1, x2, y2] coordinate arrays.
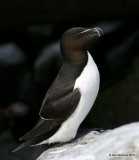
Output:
[[39, 51, 100, 144]]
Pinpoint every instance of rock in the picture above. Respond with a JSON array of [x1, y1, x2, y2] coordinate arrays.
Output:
[[0, 43, 26, 64], [37, 122, 139, 160], [0, 43, 27, 107], [34, 42, 62, 85]]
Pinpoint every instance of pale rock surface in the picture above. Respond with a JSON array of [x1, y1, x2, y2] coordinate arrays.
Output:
[[37, 122, 139, 160]]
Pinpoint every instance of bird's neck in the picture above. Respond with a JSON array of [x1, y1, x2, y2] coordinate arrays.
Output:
[[61, 49, 88, 66]]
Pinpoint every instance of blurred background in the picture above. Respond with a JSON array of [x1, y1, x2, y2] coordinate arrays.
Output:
[[0, 0, 139, 159]]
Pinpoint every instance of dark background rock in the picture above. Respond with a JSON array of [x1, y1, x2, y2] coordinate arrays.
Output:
[[0, 0, 139, 28], [85, 56, 139, 128]]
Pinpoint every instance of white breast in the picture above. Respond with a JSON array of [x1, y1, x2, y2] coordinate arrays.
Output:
[[40, 51, 100, 144]]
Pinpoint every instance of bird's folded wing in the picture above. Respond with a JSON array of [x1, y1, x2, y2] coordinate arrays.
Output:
[[20, 119, 60, 140], [20, 88, 81, 140], [12, 125, 60, 152], [40, 88, 81, 120]]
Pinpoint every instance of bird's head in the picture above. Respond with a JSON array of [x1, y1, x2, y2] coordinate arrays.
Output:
[[60, 27, 103, 52], [60, 27, 103, 64]]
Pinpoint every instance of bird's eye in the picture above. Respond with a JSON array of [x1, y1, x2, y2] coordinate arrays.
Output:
[[71, 32, 77, 36], [72, 31, 79, 37]]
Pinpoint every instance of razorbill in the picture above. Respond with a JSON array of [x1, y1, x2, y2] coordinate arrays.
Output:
[[13, 27, 103, 152]]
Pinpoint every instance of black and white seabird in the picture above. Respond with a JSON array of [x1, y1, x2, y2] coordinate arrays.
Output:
[[13, 27, 103, 152]]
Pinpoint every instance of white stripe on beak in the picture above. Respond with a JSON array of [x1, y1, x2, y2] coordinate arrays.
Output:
[[78, 29, 92, 35], [78, 27, 103, 37]]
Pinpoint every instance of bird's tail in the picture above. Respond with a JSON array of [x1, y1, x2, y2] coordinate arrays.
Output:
[[12, 142, 26, 153]]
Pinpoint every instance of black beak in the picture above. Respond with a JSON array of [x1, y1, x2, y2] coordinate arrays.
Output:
[[91, 27, 103, 37], [78, 27, 103, 37]]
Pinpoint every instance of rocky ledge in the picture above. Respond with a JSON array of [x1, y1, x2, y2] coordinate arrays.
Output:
[[37, 122, 139, 160]]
